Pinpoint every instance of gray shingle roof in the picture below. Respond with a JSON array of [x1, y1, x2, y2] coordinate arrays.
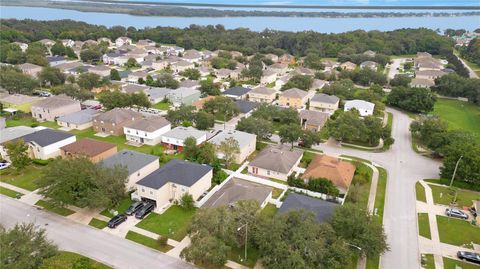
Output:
[[281, 88, 308, 99], [278, 193, 338, 223], [249, 144, 303, 174], [311, 93, 339, 104], [0, 126, 37, 144], [57, 109, 98, 125], [250, 87, 276, 95], [162, 126, 205, 141], [19, 128, 74, 147], [124, 116, 170, 132], [202, 178, 272, 208], [94, 108, 142, 124], [208, 130, 256, 150], [235, 100, 258, 114], [100, 150, 158, 176], [136, 159, 212, 189], [32, 95, 79, 109], [223, 86, 251, 97]]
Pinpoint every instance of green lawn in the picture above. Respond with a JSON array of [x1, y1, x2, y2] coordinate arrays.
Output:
[[6, 117, 59, 129], [136, 205, 196, 241], [260, 203, 278, 218], [125, 231, 174, 253], [271, 188, 284, 199], [443, 257, 480, 269], [227, 244, 259, 268], [35, 200, 75, 216], [416, 182, 427, 202], [100, 196, 133, 218], [41, 251, 112, 269], [429, 184, 480, 208], [433, 99, 480, 143], [152, 101, 171, 110], [0, 165, 46, 191], [418, 213, 432, 239], [421, 254, 436, 269], [0, 186, 23, 198], [436, 215, 480, 248], [345, 162, 373, 210], [88, 218, 108, 229], [382, 112, 394, 150]]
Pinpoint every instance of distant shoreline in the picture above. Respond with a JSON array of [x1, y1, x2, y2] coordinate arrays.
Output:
[[2, 0, 480, 19]]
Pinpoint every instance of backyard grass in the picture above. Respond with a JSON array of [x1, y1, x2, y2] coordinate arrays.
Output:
[[433, 99, 480, 143], [416, 182, 427, 202], [88, 218, 108, 229], [152, 101, 171, 110], [136, 205, 196, 241], [271, 188, 284, 199], [421, 254, 435, 269], [345, 162, 373, 209], [35, 200, 75, 216], [260, 203, 278, 217], [0, 186, 23, 198], [418, 213, 432, 239], [228, 244, 259, 268], [0, 165, 46, 191], [6, 117, 59, 129], [428, 184, 480, 208], [41, 251, 112, 269], [299, 151, 317, 168], [100, 196, 133, 218], [125, 231, 174, 253], [443, 257, 480, 269], [436, 215, 480, 248]]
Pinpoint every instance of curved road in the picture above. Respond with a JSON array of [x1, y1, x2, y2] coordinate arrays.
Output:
[[0, 196, 198, 269], [313, 108, 441, 269]]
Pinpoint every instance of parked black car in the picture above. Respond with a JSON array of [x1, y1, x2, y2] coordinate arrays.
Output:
[[457, 251, 480, 264], [135, 202, 155, 219], [107, 214, 127, 228], [445, 208, 468, 220], [125, 201, 144, 216]]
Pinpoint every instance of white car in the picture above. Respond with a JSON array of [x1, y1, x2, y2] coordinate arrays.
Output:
[[0, 161, 11, 170]]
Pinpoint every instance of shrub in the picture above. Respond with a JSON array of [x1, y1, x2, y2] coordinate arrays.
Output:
[[157, 235, 168, 246], [32, 159, 50, 166]]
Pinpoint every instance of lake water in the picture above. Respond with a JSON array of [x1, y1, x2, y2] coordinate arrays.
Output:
[[1, 6, 479, 33]]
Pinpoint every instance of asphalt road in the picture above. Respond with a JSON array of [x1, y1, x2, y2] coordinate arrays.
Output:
[[0, 196, 198, 269], [313, 108, 441, 269]]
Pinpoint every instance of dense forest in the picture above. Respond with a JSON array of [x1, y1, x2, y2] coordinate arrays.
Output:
[[0, 19, 454, 57], [3, 0, 480, 18]]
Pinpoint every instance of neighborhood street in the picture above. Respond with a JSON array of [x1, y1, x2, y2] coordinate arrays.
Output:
[[313, 108, 441, 269], [0, 195, 198, 269]]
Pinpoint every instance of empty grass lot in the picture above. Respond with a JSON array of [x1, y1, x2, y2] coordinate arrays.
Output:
[[41, 251, 112, 269], [433, 99, 480, 144], [35, 200, 75, 216], [416, 182, 427, 202], [436, 215, 480, 248], [0, 165, 45, 191], [418, 213, 432, 239], [443, 257, 480, 269], [136, 206, 196, 241], [0, 186, 23, 198], [125, 231, 174, 253], [88, 218, 108, 229], [428, 184, 480, 208]]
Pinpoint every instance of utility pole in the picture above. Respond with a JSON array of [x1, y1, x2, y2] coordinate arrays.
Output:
[[448, 155, 462, 221]]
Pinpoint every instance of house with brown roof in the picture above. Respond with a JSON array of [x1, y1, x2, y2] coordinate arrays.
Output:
[[31, 95, 81, 122], [340, 61, 357, 71], [16, 63, 43, 78], [278, 88, 309, 108], [301, 155, 356, 194], [60, 138, 117, 163], [299, 110, 329, 132], [124, 116, 171, 145], [248, 144, 303, 181], [278, 54, 295, 65], [192, 96, 216, 111], [93, 108, 143, 136]]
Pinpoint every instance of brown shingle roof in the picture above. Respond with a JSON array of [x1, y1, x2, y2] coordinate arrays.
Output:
[[124, 116, 170, 132], [94, 108, 142, 124], [249, 144, 303, 174], [302, 155, 356, 191], [60, 138, 117, 157]]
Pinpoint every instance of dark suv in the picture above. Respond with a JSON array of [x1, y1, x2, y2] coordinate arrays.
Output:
[[457, 251, 480, 264], [135, 202, 155, 219], [125, 201, 144, 216], [107, 214, 127, 228]]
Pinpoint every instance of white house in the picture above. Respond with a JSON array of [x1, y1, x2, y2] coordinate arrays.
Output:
[[161, 126, 206, 152], [344, 100, 375, 117], [248, 144, 303, 181], [261, 69, 277, 85], [134, 159, 212, 212], [124, 116, 171, 146], [18, 128, 77, 160], [115, 37, 132, 47], [208, 130, 257, 164]]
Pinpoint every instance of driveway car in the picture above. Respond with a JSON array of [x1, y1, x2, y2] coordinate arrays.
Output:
[[0, 161, 11, 170], [457, 251, 480, 264], [445, 208, 468, 220], [107, 214, 127, 228], [135, 202, 154, 219], [125, 201, 144, 216]]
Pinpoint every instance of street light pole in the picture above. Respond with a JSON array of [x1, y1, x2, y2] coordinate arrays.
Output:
[[448, 155, 462, 222], [237, 223, 248, 262], [449, 155, 463, 187]]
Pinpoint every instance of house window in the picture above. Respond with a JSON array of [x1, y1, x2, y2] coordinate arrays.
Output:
[[137, 172, 140, 176], [267, 170, 270, 175], [150, 191, 153, 195], [142, 188, 145, 192]]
